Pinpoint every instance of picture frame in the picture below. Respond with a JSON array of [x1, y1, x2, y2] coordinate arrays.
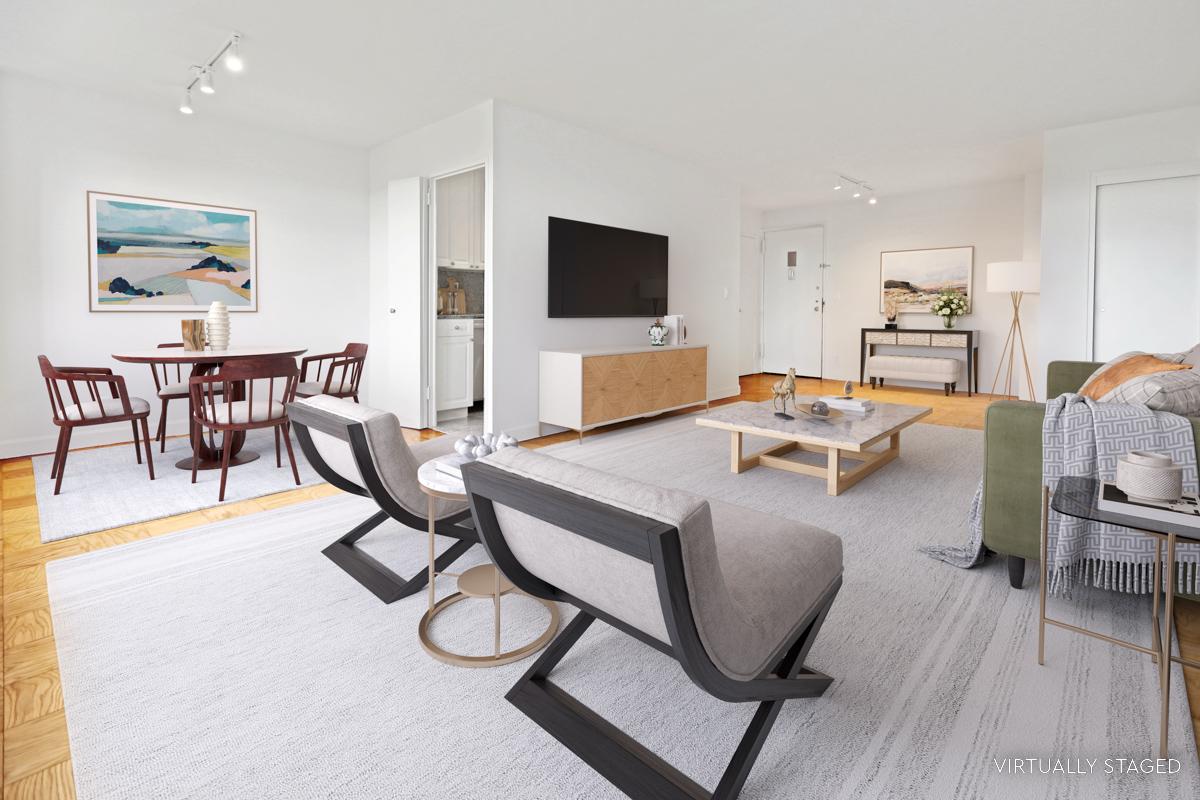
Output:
[[87, 191, 257, 312], [879, 245, 973, 314]]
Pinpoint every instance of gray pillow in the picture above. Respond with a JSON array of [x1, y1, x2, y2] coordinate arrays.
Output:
[[1100, 368, 1200, 416]]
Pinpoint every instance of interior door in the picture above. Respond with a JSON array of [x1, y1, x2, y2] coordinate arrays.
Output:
[[738, 235, 762, 375], [762, 227, 824, 376], [1093, 173, 1200, 359], [379, 177, 428, 428]]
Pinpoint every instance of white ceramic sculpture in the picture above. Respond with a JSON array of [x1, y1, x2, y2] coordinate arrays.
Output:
[[453, 431, 519, 462], [205, 301, 230, 351], [1116, 451, 1184, 502]]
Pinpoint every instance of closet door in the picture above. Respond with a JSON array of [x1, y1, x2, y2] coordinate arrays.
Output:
[[1093, 173, 1200, 359]]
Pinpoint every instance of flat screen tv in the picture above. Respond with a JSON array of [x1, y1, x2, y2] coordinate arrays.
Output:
[[547, 217, 668, 318]]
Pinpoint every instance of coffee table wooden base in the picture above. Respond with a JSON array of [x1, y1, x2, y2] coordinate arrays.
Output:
[[730, 431, 901, 496]]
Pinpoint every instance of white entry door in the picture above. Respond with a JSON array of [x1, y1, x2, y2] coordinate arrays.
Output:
[[762, 227, 824, 376]]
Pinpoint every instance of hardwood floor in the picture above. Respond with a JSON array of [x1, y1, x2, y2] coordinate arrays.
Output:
[[0, 375, 1196, 797]]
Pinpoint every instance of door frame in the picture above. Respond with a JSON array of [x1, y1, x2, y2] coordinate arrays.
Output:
[[426, 162, 488, 427], [760, 224, 827, 378], [1085, 161, 1200, 358], [739, 232, 764, 375]]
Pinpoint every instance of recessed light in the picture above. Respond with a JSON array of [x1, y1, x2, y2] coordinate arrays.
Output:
[[868, 196, 878, 205]]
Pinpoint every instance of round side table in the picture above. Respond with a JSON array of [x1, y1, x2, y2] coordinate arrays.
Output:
[[416, 455, 559, 668]]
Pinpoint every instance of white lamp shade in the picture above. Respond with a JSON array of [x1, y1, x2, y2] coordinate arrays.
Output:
[[987, 261, 1040, 294]]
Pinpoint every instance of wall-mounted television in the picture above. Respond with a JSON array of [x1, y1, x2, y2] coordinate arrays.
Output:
[[547, 217, 668, 318]]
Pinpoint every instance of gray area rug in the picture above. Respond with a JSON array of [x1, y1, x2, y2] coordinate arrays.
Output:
[[33, 429, 323, 542], [47, 407, 1199, 798]]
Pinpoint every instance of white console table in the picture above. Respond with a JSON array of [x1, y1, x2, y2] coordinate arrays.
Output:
[[539, 344, 708, 441]]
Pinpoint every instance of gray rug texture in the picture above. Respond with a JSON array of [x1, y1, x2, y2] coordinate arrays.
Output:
[[32, 428, 323, 542], [46, 405, 1199, 798]]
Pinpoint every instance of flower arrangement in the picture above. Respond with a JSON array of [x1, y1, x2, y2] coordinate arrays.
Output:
[[929, 292, 967, 328]]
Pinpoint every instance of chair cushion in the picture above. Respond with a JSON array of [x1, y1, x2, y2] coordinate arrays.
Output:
[[159, 381, 222, 399], [868, 354, 960, 382], [207, 400, 286, 423], [64, 397, 150, 421], [295, 379, 354, 397], [291, 395, 466, 520], [483, 447, 843, 682]]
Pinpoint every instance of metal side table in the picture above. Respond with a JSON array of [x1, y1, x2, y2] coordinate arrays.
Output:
[[416, 455, 559, 668], [1042, 476, 1200, 758]]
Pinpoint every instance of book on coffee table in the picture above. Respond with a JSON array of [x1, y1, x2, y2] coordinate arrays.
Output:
[[818, 395, 873, 413], [434, 454, 471, 481], [1096, 480, 1200, 528]]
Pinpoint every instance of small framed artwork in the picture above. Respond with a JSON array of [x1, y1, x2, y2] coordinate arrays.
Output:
[[88, 191, 257, 312], [879, 246, 973, 314]]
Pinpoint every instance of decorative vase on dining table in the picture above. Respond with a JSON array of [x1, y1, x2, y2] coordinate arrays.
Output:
[[206, 301, 230, 350]]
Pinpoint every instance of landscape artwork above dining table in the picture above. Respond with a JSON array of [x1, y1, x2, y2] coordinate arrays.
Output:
[[88, 191, 257, 312]]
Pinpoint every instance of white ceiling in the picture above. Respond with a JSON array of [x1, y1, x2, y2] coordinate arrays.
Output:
[[4, 0, 1198, 208]]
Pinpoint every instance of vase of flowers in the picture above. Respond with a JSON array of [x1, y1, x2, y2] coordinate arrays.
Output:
[[930, 292, 967, 329]]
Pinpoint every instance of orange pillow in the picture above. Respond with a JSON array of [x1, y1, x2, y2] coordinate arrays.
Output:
[[1079, 354, 1192, 400]]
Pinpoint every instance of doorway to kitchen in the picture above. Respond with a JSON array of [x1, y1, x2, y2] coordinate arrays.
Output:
[[430, 165, 487, 435]]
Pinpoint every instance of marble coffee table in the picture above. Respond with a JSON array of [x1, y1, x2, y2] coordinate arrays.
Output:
[[696, 398, 932, 495]]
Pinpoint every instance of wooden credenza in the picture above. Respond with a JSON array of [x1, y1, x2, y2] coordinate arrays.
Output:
[[540, 344, 708, 441]]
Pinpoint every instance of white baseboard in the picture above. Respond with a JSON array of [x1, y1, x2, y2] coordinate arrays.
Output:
[[710, 384, 742, 401], [0, 419, 193, 461]]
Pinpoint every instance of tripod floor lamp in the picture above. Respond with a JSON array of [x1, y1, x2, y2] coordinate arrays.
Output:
[[988, 261, 1040, 401]]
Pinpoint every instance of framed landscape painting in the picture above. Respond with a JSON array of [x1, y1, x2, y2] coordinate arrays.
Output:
[[88, 191, 257, 312], [879, 245, 973, 314]]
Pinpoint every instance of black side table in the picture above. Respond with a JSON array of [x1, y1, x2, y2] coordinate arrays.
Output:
[[1044, 476, 1199, 758]]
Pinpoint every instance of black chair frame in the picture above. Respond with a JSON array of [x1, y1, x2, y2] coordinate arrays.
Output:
[[462, 460, 841, 800], [288, 402, 476, 603]]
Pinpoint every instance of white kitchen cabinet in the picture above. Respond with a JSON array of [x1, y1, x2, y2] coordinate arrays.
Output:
[[436, 319, 474, 412], [435, 168, 485, 270]]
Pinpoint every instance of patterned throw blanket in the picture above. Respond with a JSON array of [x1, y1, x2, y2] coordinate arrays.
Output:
[[924, 394, 1200, 595]]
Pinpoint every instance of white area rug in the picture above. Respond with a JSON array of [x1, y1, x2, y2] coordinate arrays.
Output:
[[33, 429, 323, 542], [47, 408, 1199, 798]]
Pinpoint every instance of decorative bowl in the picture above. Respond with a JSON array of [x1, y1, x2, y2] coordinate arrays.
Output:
[[1115, 450, 1183, 502]]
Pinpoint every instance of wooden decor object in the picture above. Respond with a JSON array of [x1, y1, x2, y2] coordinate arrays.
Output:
[[181, 320, 206, 351]]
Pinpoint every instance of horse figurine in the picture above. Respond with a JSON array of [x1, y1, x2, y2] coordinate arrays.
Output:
[[771, 368, 797, 412]]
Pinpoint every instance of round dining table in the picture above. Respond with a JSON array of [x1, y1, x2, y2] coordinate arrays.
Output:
[[112, 346, 308, 471]]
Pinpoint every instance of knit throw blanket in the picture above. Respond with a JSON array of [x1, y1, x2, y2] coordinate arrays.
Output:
[[924, 394, 1200, 595]]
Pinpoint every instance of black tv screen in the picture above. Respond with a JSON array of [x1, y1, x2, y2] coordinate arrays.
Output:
[[547, 217, 668, 318]]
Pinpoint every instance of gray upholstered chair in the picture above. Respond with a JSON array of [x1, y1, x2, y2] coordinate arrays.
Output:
[[462, 447, 843, 800], [287, 395, 476, 602]]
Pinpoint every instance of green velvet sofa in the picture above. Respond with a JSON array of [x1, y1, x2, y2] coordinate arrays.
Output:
[[982, 360, 1200, 589]]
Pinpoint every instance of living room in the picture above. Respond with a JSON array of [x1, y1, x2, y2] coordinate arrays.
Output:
[[1, 2, 1199, 799]]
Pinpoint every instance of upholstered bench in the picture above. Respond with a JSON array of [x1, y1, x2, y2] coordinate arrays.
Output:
[[868, 354, 961, 395]]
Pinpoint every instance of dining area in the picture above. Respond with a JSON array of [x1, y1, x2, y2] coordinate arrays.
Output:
[[34, 338, 369, 540]]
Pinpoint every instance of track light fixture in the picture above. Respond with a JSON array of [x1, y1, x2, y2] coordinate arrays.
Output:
[[178, 33, 244, 114], [833, 174, 878, 205]]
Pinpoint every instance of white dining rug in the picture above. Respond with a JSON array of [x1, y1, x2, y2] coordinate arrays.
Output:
[[47, 410, 1199, 799], [32, 428, 324, 542]]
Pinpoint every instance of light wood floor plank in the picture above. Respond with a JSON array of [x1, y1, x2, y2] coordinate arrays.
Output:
[[3, 710, 70, 785], [4, 760, 74, 800], [3, 611, 52, 650], [3, 672, 62, 730]]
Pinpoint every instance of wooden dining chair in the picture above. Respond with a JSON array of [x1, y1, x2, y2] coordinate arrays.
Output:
[[296, 343, 367, 401], [38, 355, 154, 495], [190, 356, 301, 501], [149, 341, 222, 453]]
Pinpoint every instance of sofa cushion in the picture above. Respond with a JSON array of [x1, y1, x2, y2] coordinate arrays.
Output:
[[483, 447, 843, 681], [1078, 351, 1189, 400], [1098, 369, 1200, 415]]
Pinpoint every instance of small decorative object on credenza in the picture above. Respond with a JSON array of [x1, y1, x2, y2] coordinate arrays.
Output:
[[1115, 450, 1184, 503], [205, 301, 230, 350], [662, 314, 686, 345], [439, 432, 519, 480], [648, 319, 668, 346], [181, 319, 206, 351], [883, 297, 899, 329], [929, 291, 967, 329], [771, 368, 797, 419]]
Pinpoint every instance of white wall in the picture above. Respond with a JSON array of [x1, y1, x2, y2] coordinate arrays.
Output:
[[760, 178, 1031, 395], [0, 71, 369, 458], [1039, 105, 1200, 392], [490, 102, 742, 438], [367, 102, 492, 427]]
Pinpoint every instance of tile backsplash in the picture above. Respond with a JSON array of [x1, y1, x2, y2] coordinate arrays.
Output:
[[438, 268, 484, 315]]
